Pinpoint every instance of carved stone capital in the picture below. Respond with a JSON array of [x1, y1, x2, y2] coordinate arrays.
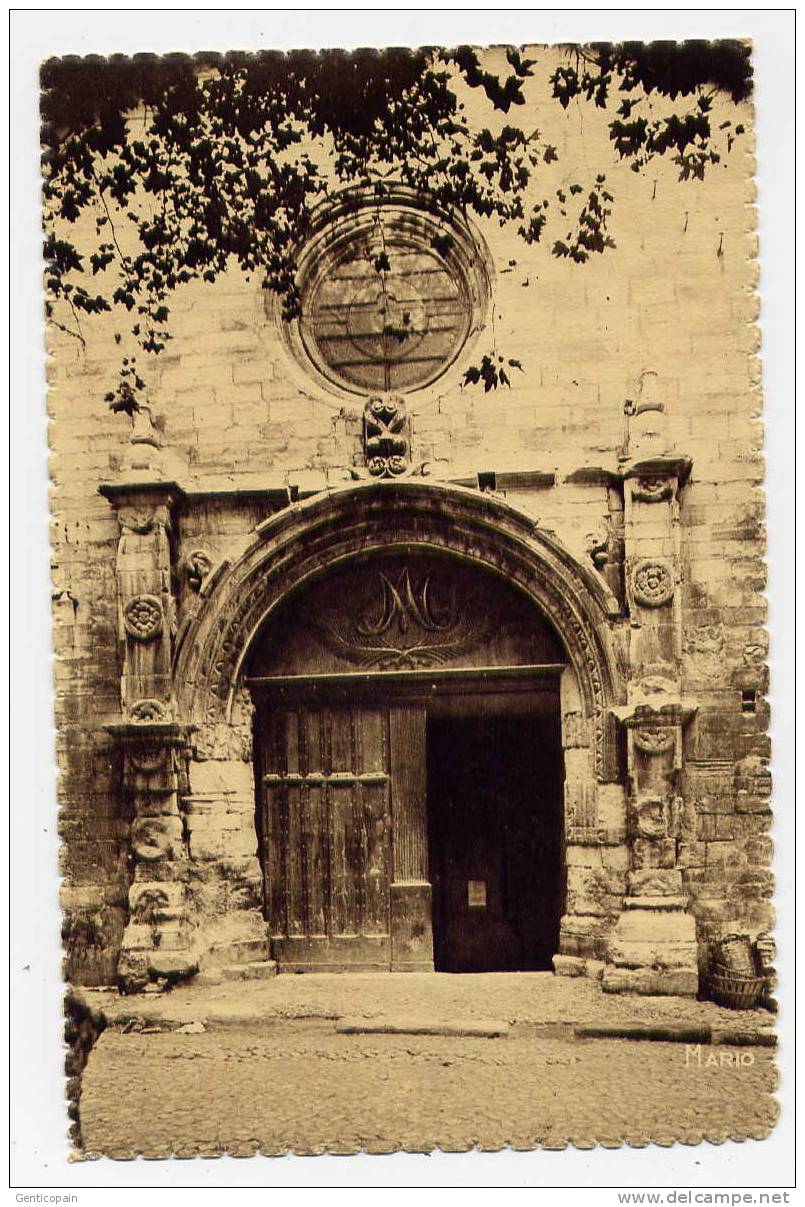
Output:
[[128, 698, 171, 723], [631, 476, 675, 504], [632, 727, 676, 755], [620, 455, 692, 487], [612, 699, 699, 730], [99, 480, 185, 531]]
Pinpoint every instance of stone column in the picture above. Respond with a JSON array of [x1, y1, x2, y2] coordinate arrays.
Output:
[[100, 480, 197, 990], [105, 720, 196, 991], [603, 413, 700, 995]]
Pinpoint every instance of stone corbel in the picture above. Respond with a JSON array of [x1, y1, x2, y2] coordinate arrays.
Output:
[[362, 394, 411, 478]]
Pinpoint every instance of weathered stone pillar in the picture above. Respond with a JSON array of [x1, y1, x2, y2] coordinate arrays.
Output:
[[100, 479, 198, 990], [105, 720, 196, 991], [554, 665, 629, 979], [603, 408, 700, 995]]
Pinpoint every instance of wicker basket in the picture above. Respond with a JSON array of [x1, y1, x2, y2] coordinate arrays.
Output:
[[709, 968, 767, 1010], [714, 933, 758, 976]]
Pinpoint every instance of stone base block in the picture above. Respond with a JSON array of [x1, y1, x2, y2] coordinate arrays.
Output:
[[601, 966, 699, 996], [607, 904, 698, 969], [148, 951, 199, 981], [205, 937, 269, 966], [220, 960, 278, 981], [553, 954, 585, 977], [553, 954, 604, 981], [558, 913, 613, 960], [604, 902, 699, 997]]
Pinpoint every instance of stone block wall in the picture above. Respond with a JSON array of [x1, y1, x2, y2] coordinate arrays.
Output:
[[46, 53, 767, 986]]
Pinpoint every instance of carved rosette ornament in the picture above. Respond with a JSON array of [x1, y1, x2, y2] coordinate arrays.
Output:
[[123, 594, 164, 641], [363, 395, 410, 478], [631, 559, 674, 608]]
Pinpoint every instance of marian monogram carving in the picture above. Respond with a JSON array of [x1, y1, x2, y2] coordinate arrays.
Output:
[[320, 568, 485, 669]]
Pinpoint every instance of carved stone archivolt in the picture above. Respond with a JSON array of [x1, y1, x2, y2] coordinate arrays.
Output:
[[631, 559, 674, 608], [174, 482, 624, 782], [363, 395, 410, 478], [123, 593, 164, 641]]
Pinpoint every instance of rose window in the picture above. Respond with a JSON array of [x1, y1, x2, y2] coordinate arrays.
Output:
[[285, 190, 491, 397]]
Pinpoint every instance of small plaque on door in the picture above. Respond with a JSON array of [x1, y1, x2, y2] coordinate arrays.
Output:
[[467, 880, 487, 908]]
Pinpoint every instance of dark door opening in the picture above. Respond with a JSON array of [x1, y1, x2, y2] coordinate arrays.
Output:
[[427, 711, 564, 973]]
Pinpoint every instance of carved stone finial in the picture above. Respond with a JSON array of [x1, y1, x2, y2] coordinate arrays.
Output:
[[130, 404, 162, 449], [621, 370, 671, 461], [363, 394, 410, 478]]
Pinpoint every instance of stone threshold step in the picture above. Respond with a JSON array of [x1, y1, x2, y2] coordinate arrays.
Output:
[[335, 1017, 509, 1038], [575, 1022, 776, 1047]]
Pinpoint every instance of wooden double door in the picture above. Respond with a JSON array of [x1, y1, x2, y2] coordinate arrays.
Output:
[[256, 691, 563, 973]]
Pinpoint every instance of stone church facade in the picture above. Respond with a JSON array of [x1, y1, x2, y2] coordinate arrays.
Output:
[[49, 75, 769, 997]]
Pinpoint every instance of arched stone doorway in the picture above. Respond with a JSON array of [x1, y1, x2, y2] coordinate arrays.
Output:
[[245, 551, 568, 972], [170, 481, 626, 977]]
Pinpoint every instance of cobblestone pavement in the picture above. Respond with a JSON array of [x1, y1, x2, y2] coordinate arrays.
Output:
[[79, 1022, 778, 1158], [82, 971, 773, 1031]]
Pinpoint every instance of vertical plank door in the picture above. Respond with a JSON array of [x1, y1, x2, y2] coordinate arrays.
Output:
[[260, 702, 392, 970]]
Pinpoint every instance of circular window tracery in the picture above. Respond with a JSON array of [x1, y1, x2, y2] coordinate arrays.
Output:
[[282, 190, 491, 397]]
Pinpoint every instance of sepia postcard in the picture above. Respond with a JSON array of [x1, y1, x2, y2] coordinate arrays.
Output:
[[10, 9, 796, 1194]]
